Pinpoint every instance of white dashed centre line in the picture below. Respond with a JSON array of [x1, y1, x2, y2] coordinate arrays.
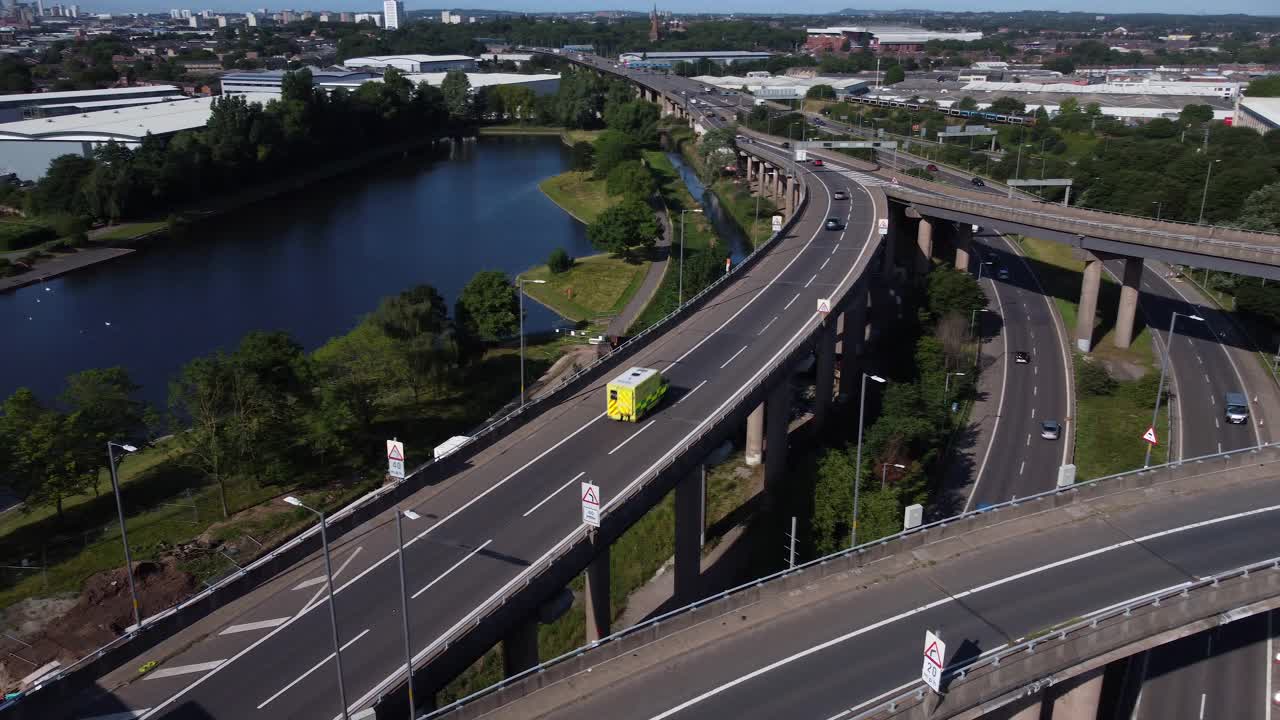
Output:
[[784, 292, 801, 310], [821, 258, 830, 270], [676, 379, 708, 405], [412, 541, 493, 600], [524, 472, 586, 517], [804, 274, 817, 288], [257, 629, 370, 709], [609, 420, 657, 455], [758, 316, 778, 335], [1019, 461, 1025, 475], [721, 345, 749, 369]]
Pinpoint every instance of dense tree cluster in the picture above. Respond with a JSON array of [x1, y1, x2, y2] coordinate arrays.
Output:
[[22, 68, 452, 224]]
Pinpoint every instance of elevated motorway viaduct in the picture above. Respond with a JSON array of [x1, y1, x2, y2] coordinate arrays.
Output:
[[426, 445, 1280, 720], [27, 96, 889, 720]]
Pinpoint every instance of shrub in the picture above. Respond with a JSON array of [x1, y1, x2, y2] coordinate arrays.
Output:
[[1077, 358, 1117, 396], [0, 220, 55, 251], [48, 213, 90, 237], [547, 247, 573, 274], [70, 231, 89, 248], [569, 141, 594, 171]]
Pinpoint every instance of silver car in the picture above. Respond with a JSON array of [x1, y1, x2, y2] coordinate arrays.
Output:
[[1040, 420, 1061, 440]]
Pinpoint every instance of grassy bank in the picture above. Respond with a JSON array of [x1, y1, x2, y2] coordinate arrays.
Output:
[[712, 178, 776, 249], [538, 171, 614, 225], [476, 124, 563, 136], [1017, 236, 1169, 478], [521, 253, 647, 323], [94, 221, 169, 243]]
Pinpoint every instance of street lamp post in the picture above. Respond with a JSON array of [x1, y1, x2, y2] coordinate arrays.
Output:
[[515, 277, 547, 408], [881, 462, 906, 491], [284, 496, 349, 720], [971, 307, 988, 367], [853, 373, 887, 547], [1197, 159, 1221, 225], [1144, 312, 1204, 468], [394, 508, 421, 720], [1153, 201, 1163, 221], [106, 441, 140, 630], [679, 208, 704, 305], [944, 371, 967, 405]]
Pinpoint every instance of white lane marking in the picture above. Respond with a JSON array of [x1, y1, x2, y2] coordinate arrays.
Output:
[[256, 628, 370, 710], [1025, 434, 1031, 447], [720, 345, 749, 370], [964, 264, 1009, 512], [1034, 385, 1038, 396], [1210, 395, 1215, 405], [642, 504, 1280, 720], [1205, 373, 1212, 383], [1219, 442, 1224, 453], [524, 472, 586, 517], [302, 546, 363, 612], [1198, 355, 1204, 364], [412, 540, 494, 600], [609, 420, 657, 455], [1019, 461, 1025, 475], [758, 316, 778, 335], [1034, 365, 1038, 375], [1216, 418, 1221, 429], [1199, 692, 1206, 719], [1265, 611, 1273, 720], [784, 292, 801, 310], [82, 712, 151, 720], [145, 660, 224, 681], [219, 617, 289, 636], [804, 274, 817, 288], [676, 380, 708, 405], [822, 678, 919, 720], [821, 257, 831, 270], [295, 546, 363, 593], [832, 243, 840, 255]]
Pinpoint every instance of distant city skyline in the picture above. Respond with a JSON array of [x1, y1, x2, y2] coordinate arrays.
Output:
[[76, 1, 1280, 18]]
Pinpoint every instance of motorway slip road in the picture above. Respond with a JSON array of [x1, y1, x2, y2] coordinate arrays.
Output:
[[478, 452, 1280, 720], [65, 147, 886, 720]]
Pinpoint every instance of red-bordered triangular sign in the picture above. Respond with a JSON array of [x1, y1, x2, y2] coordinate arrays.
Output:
[[582, 485, 600, 506], [924, 640, 943, 669], [387, 442, 404, 461], [1142, 426, 1158, 446]]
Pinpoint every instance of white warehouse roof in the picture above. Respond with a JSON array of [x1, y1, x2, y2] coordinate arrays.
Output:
[[0, 84, 183, 104], [344, 54, 474, 66], [0, 93, 277, 143]]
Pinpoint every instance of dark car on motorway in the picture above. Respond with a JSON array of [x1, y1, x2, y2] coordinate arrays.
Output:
[[781, 141, 791, 148], [1014, 351, 1031, 364], [971, 177, 986, 187], [926, 163, 938, 172], [825, 218, 843, 231]]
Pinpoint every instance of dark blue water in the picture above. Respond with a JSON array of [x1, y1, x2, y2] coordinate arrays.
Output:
[[666, 151, 753, 263], [0, 136, 596, 408]]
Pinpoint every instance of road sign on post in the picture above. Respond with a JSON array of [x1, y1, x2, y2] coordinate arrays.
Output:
[[877, 218, 888, 236], [1142, 426, 1159, 445], [386, 439, 406, 480], [817, 298, 831, 315], [922, 630, 946, 693], [771, 215, 783, 232], [581, 481, 601, 528]]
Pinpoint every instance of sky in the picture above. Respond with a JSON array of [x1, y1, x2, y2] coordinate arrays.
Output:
[[104, 1, 1279, 19]]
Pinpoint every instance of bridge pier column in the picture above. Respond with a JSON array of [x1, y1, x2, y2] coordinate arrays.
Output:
[[501, 615, 540, 678], [915, 217, 934, 278], [1113, 256, 1144, 350], [783, 175, 795, 219], [953, 222, 973, 273], [814, 318, 837, 428], [673, 465, 705, 604], [764, 380, 791, 494], [773, 169, 785, 209], [584, 538, 610, 642], [792, 178, 802, 212], [1075, 253, 1103, 353], [744, 402, 764, 466], [838, 288, 868, 401], [1049, 667, 1104, 720]]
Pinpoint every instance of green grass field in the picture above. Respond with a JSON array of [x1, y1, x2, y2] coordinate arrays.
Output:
[[538, 171, 615, 225], [522, 253, 648, 322], [94, 221, 169, 242]]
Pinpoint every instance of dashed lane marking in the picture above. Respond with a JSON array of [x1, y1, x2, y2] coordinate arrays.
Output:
[[219, 618, 289, 636], [145, 660, 225, 681]]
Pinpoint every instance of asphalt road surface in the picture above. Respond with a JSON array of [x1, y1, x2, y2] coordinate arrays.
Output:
[[65, 108, 883, 720]]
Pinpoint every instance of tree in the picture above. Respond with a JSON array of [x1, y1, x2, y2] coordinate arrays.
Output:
[[811, 446, 855, 556], [19, 409, 91, 521], [60, 367, 145, 496], [587, 199, 660, 261], [606, 160, 657, 199], [987, 96, 1026, 115], [170, 354, 237, 518], [1236, 181, 1280, 233], [441, 69, 473, 119], [569, 141, 595, 171], [0, 389, 51, 503], [926, 268, 986, 321], [548, 248, 574, 274], [456, 270, 519, 343], [956, 96, 978, 110], [883, 65, 905, 85], [806, 84, 837, 100], [592, 129, 639, 179], [30, 154, 95, 216], [311, 321, 406, 464], [1179, 104, 1215, 125], [0, 57, 33, 93], [373, 285, 455, 401], [1042, 57, 1076, 75], [603, 100, 660, 146], [1245, 75, 1280, 97]]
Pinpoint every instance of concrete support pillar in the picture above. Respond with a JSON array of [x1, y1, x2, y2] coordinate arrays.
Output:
[[764, 380, 791, 495], [1076, 254, 1103, 353], [783, 175, 795, 219], [1113, 257, 1144, 350], [773, 169, 784, 205], [838, 289, 867, 400], [1049, 668, 1104, 720], [673, 466, 705, 604], [584, 540, 610, 642], [915, 217, 934, 277], [954, 223, 973, 273], [744, 401, 764, 466], [814, 319, 836, 428], [501, 615, 540, 678]]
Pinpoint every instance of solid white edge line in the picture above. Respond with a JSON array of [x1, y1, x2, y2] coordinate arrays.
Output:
[[1265, 610, 1273, 720], [720, 345, 748, 370], [609, 420, 657, 456], [256, 628, 370, 709], [524, 472, 586, 518], [964, 250, 1009, 512], [412, 540, 494, 600], [643, 505, 1280, 720]]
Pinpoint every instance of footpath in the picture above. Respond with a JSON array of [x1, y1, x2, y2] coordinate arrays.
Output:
[[607, 205, 672, 337], [0, 247, 134, 293]]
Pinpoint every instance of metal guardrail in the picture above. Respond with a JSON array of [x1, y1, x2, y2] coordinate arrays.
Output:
[[420, 441, 1280, 719], [357, 145, 844, 712], [848, 551, 1280, 719], [7, 118, 811, 716]]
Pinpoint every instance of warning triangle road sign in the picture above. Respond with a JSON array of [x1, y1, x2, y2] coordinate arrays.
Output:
[[924, 640, 944, 668], [387, 440, 405, 461], [582, 485, 600, 506], [1142, 426, 1159, 445]]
